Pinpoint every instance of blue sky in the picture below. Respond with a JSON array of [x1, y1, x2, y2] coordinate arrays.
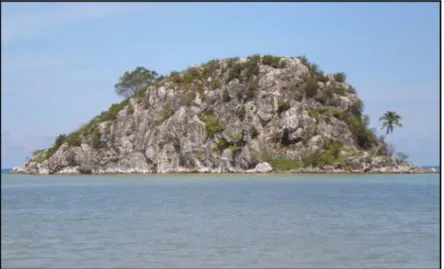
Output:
[[1, 2, 440, 168]]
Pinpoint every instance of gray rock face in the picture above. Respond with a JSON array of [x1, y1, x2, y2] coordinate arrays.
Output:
[[255, 162, 273, 173], [13, 56, 426, 175]]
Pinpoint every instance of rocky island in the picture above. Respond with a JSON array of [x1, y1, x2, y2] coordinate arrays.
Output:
[[12, 55, 436, 175]]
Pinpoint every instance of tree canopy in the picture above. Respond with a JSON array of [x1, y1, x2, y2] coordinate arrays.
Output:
[[380, 111, 403, 135], [114, 67, 159, 98]]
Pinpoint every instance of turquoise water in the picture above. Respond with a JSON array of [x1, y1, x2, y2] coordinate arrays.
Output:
[[1, 173, 440, 268]]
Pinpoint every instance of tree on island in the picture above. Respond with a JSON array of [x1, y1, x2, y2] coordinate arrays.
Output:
[[374, 111, 403, 155], [114, 67, 159, 98]]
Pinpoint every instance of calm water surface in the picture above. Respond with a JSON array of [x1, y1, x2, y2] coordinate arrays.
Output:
[[1, 173, 440, 268]]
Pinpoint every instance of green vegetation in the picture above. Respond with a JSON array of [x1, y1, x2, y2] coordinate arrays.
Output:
[[245, 78, 259, 100], [66, 131, 81, 147], [169, 71, 182, 83], [182, 67, 201, 84], [213, 138, 231, 151], [225, 55, 261, 84], [269, 159, 302, 171], [42, 134, 68, 160], [297, 55, 310, 66], [304, 76, 319, 98], [222, 88, 230, 102], [226, 57, 239, 69], [262, 55, 286, 68], [315, 88, 335, 106], [114, 67, 158, 98], [236, 105, 246, 120], [180, 91, 196, 106], [333, 72, 346, 83], [373, 111, 403, 155], [91, 128, 106, 149], [317, 72, 329, 83], [244, 54, 261, 77], [301, 139, 343, 167], [35, 153, 48, 164], [328, 83, 347, 96], [277, 101, 291, 113], [250, 126, 259, 139], [202, 59, 220, 79], [227, 63, 243, 82], [213, 133, 245, 152], [380, 111, 403, 135], [297, 56, 328, 83], [98, 99, 130, 122], [134, 88, 147, 99], [331, 107, 342, 119], [32, 149, 46, 157], [342, 113, 377, 150], [308, 108, 331, 123], [211, 78, 220, 89], [196, 83, 205, 99], [348, 85, 356, 94], [199, 113, 226, 139], [126, 103, 134, 114], [161, 104, 174, 120], [349, 99, 364, 117], [395, 152, 409, 164]]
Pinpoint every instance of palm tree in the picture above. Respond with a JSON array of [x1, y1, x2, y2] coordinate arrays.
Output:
[[374, 111, 403, 155]]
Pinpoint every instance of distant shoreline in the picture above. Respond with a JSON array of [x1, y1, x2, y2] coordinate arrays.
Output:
[[6, 170, 439, 176]]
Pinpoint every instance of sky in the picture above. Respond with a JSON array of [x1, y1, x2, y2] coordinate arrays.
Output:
[[1, 2, 440, 168]]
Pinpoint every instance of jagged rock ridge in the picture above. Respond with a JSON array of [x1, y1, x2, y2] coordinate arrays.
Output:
[[13, 55, 432, 174]]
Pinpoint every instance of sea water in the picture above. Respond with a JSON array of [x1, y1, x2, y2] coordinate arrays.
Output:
[[1, 173, 440, 268]]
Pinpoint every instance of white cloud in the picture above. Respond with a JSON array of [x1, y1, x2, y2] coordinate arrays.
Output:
[[1, 3, 147, 44]]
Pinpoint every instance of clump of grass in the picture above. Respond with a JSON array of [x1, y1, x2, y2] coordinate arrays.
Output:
[[262, 55, 286, 68], [227, 63, 243, 82], [202, 59, 220, 79], [36, 133, 68, 163], [317, 72, 329, 83], [213, 138, 231, 152], [349, 99, 364, 117], [236, 105, 246, 120], [315, 88, 335, 106], [244, 54, 261, 77], [341, 113, 377, 150], [269, 159, 302, 171], [126, 103, 134, 114], [278, 101, 291, 113], [333, 72, 346, 83], [222, 88, 230, 102], [250, 126, 259, 139], [35, 153, 48, 164], [328, 83, 347, 96], [245, 78, 259, 101], [97, 98, 130, 123], [180, 91, 196, 106], [304, 76, 319, 98], [308, 108, 331, 123], [182, 67, 201, 84], [226, 57, 239, 69], [66, 131, 81, 147], [331, 107, 342, 119], [199, 113, 226, 139], [169, 71, 182, 83], [91, 128, 107, 149], [134, 88, 147, 99], [348, 85, 356, 94], [211, 78, 220, 90], [161, 104, 174, 120], [228, 144, 242, 152]]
